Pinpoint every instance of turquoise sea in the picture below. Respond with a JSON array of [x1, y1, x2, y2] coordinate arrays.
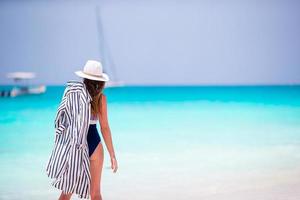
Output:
[[0, 85, 300, 200]]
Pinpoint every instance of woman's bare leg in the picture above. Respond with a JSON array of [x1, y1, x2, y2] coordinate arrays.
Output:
[[90, 142, 104, 200], [58, 192, 72, 200]]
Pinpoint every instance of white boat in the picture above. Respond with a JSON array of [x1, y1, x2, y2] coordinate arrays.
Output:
[[1, 72, 46, 97], [105, 81, 125, 88]]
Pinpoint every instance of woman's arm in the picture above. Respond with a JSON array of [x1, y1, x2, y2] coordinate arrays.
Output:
[[98, 93, 118, 172]]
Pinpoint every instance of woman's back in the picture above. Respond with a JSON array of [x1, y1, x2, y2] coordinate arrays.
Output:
[[90, 113, 98, 124]]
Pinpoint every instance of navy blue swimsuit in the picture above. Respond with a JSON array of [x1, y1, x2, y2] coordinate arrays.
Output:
[[87, 120, 101, 157]]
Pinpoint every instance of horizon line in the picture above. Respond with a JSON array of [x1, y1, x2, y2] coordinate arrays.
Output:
[[1, 83, 300, 87]]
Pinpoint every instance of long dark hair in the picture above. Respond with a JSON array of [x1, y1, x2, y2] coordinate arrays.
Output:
[[83, 78, 105, 116]]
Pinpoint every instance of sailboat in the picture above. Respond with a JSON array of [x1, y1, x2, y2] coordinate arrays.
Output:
[[95, 5, 125, 88], [0, 72, 46, 97]]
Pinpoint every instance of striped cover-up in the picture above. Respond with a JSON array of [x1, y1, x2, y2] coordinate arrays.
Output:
[[46, 80, 92, 199]]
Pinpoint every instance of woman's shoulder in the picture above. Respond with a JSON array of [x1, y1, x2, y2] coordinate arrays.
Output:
[[99, 92, 107, 111], [100, 92, 107, 101], [62, 80, 89, 99]]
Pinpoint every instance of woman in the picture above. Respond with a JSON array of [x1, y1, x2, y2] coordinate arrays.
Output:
[[46, 60, 118, 200]]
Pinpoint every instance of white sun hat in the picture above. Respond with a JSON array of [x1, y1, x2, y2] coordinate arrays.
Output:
[[75, 60, 110, 82]]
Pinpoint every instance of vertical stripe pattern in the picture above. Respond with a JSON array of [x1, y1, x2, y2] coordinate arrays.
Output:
[[46, 81, 92, 199]]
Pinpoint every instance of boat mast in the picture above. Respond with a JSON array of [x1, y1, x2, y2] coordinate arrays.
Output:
[[95, 5, 119, 82]]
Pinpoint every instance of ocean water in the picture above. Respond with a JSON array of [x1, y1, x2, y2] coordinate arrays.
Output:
[[0, 85, 300, 200]]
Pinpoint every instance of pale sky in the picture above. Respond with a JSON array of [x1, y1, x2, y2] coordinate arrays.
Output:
[[0, 0, 299, 85]]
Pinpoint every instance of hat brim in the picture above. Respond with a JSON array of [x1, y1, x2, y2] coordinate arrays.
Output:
[[75, 71, 110, 82]]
